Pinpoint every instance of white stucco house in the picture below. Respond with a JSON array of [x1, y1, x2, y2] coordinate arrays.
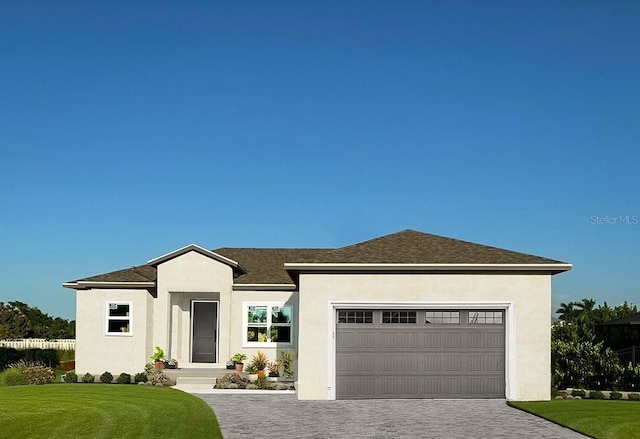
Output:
[[64, 229, 571, 400]]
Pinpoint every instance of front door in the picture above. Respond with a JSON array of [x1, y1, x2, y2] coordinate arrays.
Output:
[[191, 301, 218, 363]]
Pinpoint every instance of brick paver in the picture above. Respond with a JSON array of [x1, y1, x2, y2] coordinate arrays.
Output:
[[197, 394, 587, 439]]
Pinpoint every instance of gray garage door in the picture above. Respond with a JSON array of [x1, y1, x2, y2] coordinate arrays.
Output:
[[336, 309, 505, 399]]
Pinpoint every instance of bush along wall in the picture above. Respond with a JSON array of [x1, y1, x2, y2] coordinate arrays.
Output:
[[0, 347, 64, 371]]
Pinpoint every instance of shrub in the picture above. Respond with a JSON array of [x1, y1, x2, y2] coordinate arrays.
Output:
[[57, 349, 75, 362], [589, 390, 606, 399], [149, 370, 171, 386], [116, 373, 132, 384], [81, 373, 95, 383], [100, 372, 114, 384], [64, 371, 78, 383], [0, 367, 29, 386], [610, 391, 622, 400], [214, 373, 249, 389], [24, 365, 55, 385], [628, 393, 640, 401], [571, 389, 586, 398], [21, 349, 59, 367], [134, 372, 148, 383], [0, 347, 22, 371]]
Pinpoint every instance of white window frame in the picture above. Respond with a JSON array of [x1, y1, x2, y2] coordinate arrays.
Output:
[[105, 301, 132, 336], [243, 302, 294, 348]]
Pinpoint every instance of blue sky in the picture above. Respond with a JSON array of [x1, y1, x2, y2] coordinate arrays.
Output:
[[1, 1, 638, 320]]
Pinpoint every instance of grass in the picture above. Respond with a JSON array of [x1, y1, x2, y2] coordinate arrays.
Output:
[[0, 384, 222, 439], [510, 399, 640, 439]]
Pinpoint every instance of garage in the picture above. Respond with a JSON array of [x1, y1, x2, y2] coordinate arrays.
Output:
[[336, 309, 505, 399]]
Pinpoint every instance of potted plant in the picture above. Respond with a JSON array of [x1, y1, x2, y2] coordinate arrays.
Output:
[[151, 346, 166, 370], [267, 361, 280, 382], [245, 363, 258, 381], [252, 351, 268, 378], [232, 353, 247, 372]]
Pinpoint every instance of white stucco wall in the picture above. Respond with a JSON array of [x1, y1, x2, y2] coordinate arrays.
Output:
[[155, 251, 234, 366], [75, 288, 153, 375], [296, 272, 552, 401]]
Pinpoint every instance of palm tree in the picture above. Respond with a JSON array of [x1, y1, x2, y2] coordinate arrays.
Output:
[[556, 302, 576, 321]]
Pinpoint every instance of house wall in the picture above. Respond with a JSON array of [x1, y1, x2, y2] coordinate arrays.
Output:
[[296, 272, 552, 401], [75, 288, 153, 375], [155, 251, 234, 366]]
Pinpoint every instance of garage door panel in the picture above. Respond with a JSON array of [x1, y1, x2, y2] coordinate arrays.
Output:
[[336, 309, 505, 399]]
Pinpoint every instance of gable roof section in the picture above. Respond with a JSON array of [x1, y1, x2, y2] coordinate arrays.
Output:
[[63, 229, 571, 289], [147, 244, 242, 269]]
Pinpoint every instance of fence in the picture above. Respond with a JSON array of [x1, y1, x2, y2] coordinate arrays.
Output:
[[0, 338, 75, 350]]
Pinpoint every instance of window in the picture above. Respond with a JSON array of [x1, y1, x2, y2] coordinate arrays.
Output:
[[245, 304, 293, 345], [468, 311, 503, 324], [106, 302, 131, 335], [425, 311, 460, 324], [337, 310, 373, 324], [382, 311, 417, 324]]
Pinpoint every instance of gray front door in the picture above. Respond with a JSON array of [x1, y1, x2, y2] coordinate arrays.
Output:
[[336, 309, 505, 399], [191, 301, 218, 363]]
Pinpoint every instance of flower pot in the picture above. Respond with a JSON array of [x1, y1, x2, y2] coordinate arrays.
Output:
[[248, 373, 258, 381], [154, 360, 164, 370], [60, 360, 75, 372], [257, 370, 266, 379], [234, 363, 244, 373], [267, 376, 278, 382]]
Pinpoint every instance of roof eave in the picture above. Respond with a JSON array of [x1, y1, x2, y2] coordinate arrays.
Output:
[[283, 263, 572, 274], [232, 283, 297, 291], [63, 281, 156, 290]]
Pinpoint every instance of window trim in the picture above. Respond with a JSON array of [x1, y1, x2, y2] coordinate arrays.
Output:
[[105, 301, 132, 336], [243, 302, 294, 348]]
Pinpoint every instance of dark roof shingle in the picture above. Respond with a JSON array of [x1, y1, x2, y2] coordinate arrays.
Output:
[[67, 229, 568, 286]]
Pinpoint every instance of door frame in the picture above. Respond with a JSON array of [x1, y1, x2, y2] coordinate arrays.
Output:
[[190, 300, 220, 363], [328, 301, 514, 400]]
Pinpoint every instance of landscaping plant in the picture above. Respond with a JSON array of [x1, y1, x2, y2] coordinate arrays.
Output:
[[23, 365, 55, 385], [82, 373, 95, 383], [116, 373, 131, 384], [100, 372, 113, 384], [64, 371, 78, 383]]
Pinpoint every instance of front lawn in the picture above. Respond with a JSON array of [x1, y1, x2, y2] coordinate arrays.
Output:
[[0, 385, 222, 439], [510, 400, 640, 439]]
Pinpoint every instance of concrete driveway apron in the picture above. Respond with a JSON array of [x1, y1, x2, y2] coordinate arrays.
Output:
[[197, 394, 587, 439]]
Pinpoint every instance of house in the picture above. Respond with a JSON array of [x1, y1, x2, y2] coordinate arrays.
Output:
[[63, 229, 571, 400]]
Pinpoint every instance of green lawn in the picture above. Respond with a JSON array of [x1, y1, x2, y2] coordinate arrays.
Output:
[[510, 400, 640, 439], [0, 384, 222, 439]]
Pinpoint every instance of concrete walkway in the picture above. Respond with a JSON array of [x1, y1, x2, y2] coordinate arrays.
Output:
[[196, 394, 587, 439]]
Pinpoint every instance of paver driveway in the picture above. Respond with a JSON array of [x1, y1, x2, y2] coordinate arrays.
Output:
[[197, 393, 587, 439]]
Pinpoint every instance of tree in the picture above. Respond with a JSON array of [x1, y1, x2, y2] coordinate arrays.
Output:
[[552, 298, 640, 390], [0, 301, 74, 339]]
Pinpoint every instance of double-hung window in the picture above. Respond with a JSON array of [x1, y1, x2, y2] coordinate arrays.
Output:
[[106, 302, 132, 335], [245, 303, 293, 346]]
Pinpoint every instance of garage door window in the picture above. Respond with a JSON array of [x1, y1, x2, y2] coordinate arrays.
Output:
[[425, 311, 460, 324], [468, 311, 503, 324], [382, 311, 417, 324], [337, 310, 373, 323]]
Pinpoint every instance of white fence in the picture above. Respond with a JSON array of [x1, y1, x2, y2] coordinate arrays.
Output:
[[0, 338, 75, 350]]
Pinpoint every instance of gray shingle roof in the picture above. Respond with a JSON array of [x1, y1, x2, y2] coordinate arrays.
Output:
[[66, 229, 568, 287]]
